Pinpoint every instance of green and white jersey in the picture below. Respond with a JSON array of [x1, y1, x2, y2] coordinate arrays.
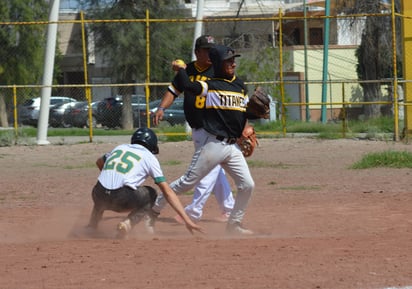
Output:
[[98, 144, 166, 190]]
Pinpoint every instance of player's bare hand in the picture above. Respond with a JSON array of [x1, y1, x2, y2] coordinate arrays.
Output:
[[186, 222, 205, 235], [153, 109, 164, 126], [172, 59, 186, 71]]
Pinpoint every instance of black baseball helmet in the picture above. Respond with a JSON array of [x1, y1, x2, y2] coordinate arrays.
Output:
[[209, 45, 240, 78], [131, 128, 159, 154]]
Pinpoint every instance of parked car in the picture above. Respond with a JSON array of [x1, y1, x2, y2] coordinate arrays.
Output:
[[49, 101, 80, 128], [19, 96, 77, 127], [63, 101, 101, 128], [95, 97, 122, 128], [139, 98, 186, 127], [95, 95, 147, 128], [126, 94, 147, 111]]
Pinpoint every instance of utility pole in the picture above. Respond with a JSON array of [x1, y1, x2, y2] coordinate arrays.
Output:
[[187, 0, 205, 137], [303, 0, 310, 121], [192, 0, 204, 61], [37, 0, 60, 145], [321, 0, 330, 123]]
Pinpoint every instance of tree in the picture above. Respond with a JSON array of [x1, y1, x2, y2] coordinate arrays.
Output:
[[0, 0, 49, 127], [338, 0, 402, 119], [236, 38, 292, 120], [85, 0, 192, 129]]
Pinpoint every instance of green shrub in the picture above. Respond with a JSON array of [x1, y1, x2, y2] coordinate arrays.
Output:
[[351, 150, 412, 169]]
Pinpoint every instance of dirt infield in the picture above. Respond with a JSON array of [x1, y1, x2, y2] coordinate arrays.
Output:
[[1, 137, 412, 289]]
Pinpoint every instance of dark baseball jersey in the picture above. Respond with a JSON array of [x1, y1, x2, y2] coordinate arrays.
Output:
[[168, 61, 214, 129], [199, 77, 248, 138], [174, 68, 249, 138]]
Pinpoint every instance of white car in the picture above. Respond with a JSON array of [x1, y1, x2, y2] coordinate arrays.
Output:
[[19, 96, 77, 126]]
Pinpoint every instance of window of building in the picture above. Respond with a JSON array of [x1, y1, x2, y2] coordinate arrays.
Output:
[[309, 28, 323, 45]]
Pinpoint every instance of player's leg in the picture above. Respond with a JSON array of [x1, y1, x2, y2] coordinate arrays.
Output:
[[87, 182, 108, 229], [182, 128, 234, 222], [153, 129, 224, 213], [168, 131, 237, 204], [115, 186, 158, 238], [156, 127, 223, 220], [212, 167, 235, 221], [87, 206, 104, 229], [221, 146, 255, 235], [153, 128, 203, 214], [183, 165, 222, 221], [182, 128, 219, 221]]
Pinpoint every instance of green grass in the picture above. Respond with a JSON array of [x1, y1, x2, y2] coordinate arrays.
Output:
[[351, 150, 412, 169], [30, 161, 95, 169], [246, 160, 293, 168], [63, 163, 96, 169], [278, 185, 322, 191], [252, 116, 395, 137], [155, 124, 188, 142], [161, 160, 183, 166], [0, 117, 397, 146], [347, 116, 394, 133]]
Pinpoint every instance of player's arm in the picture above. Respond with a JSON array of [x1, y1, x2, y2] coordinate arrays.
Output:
[[96, 157, 105, 171], [153, 91, 175, 126], [96, 153, 110, 171], [157, 181, 204, 235], [154, 60, 186, 126], [175, 68, 203, 95]]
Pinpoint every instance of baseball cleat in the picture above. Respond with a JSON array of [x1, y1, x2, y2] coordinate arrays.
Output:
[[226, 222, 254, 235], [116, 219, 132, 239], [143, 209, 160, 234], [144, 214, 157, 234], [214, 212, 230, 223]]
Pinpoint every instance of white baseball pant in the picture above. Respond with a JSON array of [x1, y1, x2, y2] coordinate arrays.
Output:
[[183, 128, 235, 221], [153, 128, 254, 224]]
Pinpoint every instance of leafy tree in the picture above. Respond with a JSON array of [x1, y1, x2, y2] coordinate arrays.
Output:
[[84, 0, 193, 129], [0, 0, 49, 127], [237, 41, 292, 120], [338, 0, 402, 119], [237, 45, 290, 100]]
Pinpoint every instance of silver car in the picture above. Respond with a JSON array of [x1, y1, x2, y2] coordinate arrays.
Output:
[[49, 101, 81, 128], [19, 96, 77, 126]]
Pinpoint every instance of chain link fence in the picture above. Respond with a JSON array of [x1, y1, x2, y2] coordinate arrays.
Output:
[[0, 3, 406, 139]]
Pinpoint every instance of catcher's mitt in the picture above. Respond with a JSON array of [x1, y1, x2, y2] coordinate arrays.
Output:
[[247, 86, 271, 119], [237, 124, 258, 157]]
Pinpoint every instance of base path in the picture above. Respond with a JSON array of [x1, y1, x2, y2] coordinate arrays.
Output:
[[1, 138, 412, 289]]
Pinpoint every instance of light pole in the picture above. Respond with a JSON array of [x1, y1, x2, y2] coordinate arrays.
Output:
[[37, 0, 61, 145]]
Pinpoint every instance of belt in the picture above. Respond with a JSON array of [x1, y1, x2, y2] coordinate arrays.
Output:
[[216, 135, 237, 145]]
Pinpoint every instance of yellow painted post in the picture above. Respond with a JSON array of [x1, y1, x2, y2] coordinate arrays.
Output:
[[278, 9, 286, 136], [402, 0, 412, 139], [13, 85, 18, 141]]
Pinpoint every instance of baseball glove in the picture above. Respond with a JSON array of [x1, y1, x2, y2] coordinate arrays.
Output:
[[246, 86, 271, 119], [237, 124, 258, 157]]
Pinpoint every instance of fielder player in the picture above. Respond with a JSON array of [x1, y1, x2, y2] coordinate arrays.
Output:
[[153, 45, 258, 235], [154, 35, 235, 223], [87, 127, 203, 238]]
